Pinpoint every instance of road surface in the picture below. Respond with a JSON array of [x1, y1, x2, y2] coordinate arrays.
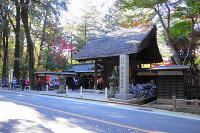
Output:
[[0, 90, 200, 133]]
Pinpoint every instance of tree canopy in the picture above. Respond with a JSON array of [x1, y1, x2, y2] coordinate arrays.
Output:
[[0, 0, 199, 86], [114, 0, 200, 68], [0, 0, 69, 87]]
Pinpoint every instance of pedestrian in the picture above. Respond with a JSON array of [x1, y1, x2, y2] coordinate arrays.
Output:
[[53, 79, 60, 87], [97, 77, 104, 90], [25, 78, 29, 86], [47, 80, 53, 89], [20, 77, 26, 91], [12, 77, 17, 89], [37, 78, 42, 91], [71, 77, 79, 91], [2, 77, 7, 87]]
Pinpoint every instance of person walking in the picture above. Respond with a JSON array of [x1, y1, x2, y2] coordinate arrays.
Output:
[[71, 77, 79, 91], [53, 79, 60, 87], [2, 77, 7, 87], [37, 78, 42, 91], [11, 77, 17, 89], [25, 78, 29, 86], [20, 77, 26, 91], [97, 77, 104, 90]]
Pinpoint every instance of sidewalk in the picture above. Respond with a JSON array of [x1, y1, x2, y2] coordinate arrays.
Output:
[[0, 87, 108, 102], [0, 86, 172, 109], [0, 86, 175, 111], [0, 86, 150, 105]]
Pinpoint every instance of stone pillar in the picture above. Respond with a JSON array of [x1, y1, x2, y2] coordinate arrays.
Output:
[[9, 71, 11, 84], [57, 76, 66, 94], [9, 69, 14, 83], [115, 54, 133, 100]]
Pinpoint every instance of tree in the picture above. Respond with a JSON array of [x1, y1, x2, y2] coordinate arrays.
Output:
[[20, 0, 35, 88], [33, 20, 68, 71], [72, 3, 103, 50], [29, 0, 67, 70], [116, 0, 183, 64], [45, 39, 74, 71], [173, 0, 200, 65], [104, 4, 154, 31], [19, 0, 68, 87], [9, 0, 21, 80], [0, 0, 69, 86], [103, 7, 121, 33], [169, 21, 192, 63], [0, 1, 10, 80]]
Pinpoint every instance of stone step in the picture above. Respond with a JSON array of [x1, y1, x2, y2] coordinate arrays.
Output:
[[109, 96, 157, 105], [109, 98, 138, 104]]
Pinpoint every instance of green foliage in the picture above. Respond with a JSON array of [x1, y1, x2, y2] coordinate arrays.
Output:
[[30, 0, 68, 25], [115, 0, 199, 65], [169, 21, 192, 40], [174, 0, 200, 19], [194, 56, 200, 69], [104, 1, 156, 30], [117, 0, 167, 9], [45, 52, 67, 71]]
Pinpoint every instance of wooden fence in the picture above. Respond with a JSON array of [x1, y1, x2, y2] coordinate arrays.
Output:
[[172, 96, 200, 115]]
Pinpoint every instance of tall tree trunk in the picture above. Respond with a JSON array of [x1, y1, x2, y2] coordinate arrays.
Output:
[[20, 0, 35, 88], [2, 32, 9, 80], [1, 10, 9, 81], [37, 10, 48, 69], [13, 0, 21, 80], [20, 31, 26, 76]]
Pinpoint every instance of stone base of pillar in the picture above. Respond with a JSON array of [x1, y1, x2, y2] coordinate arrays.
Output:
[[57, 85, 65, 94], [108, 93, 115, 98], [115, 94, 134, 100], [57, 88, 66, 94]]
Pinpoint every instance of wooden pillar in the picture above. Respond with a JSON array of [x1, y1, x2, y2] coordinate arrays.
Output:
[[103, 63, 107, 88], [45, 74, 47, 86], [130, 55, 137, 83], [94, 60, 98, 89]]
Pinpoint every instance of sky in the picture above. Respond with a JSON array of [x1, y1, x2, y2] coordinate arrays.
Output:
[[62, 0, 116, 25]]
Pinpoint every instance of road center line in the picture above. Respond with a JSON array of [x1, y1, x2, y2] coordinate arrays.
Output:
[[0, 97, 155, 133]]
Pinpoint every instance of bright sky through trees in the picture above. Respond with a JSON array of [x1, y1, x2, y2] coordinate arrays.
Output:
[[61, 0, 116, 25]]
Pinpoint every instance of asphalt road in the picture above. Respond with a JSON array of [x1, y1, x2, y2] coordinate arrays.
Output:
[[0, 90, 200, 133]]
